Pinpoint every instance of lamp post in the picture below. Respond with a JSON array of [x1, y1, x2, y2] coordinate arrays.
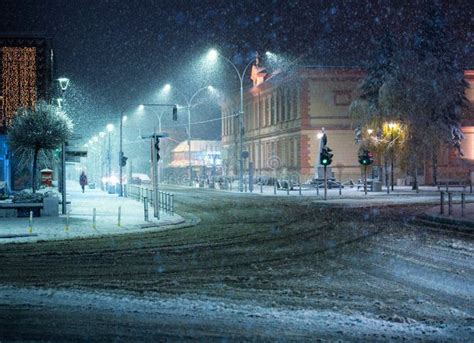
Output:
[[164, 84, 213, 186], [206, 49, 257, 192], [119, 103, 177, 197], [57, 77, 69, 215], [388, 122, 397, 191], [106, 124, 114, 192]]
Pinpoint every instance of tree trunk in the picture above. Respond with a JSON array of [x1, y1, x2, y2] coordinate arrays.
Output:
[[32, 147, 40, 193]]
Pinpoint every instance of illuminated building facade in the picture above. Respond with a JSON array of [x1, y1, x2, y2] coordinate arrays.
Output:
[[222, 65, 474, 185], [221, 64, 365, 182], [0, 35, 54, 191]]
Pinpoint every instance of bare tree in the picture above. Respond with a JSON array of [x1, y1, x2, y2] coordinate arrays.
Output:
[[8, 101, 73, 193]]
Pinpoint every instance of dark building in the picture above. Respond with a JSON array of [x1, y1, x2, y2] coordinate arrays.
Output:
[[0, 34, 54, 192]]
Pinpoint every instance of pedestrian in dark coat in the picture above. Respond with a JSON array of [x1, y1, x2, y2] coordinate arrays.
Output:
[[79, 171, 88, 193]]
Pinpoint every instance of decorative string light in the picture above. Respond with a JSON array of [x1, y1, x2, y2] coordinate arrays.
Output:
[[1, 47, 37, 128]]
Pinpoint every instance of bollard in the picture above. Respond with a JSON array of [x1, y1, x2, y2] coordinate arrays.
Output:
[[260, 181, 263, 194], [446, 183, 449, 192], [448, 192, 452, 216], [92, 208, 97, 230], [65, 211, 70, 232], [316, 184, 319, 196], [299, 177, 302, 196], [440, 191, 444, 215], [339, 183, 342, 196], [274, 181, 277, 195], [170, 194, 174, 215], [143, 196, 149, 221], [118, 206, 122, 227], [461, 193, 465, 217], [287, 180, 290, 196], [28, 211, 33, 234]]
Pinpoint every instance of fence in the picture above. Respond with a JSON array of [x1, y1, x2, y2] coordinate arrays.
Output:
[[439, 191, 467, 217], [125, 184, 175, 217]]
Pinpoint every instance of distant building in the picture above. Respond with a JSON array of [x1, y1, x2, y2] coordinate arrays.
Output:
[[166, 140, 221, 180], [221, 62, 474, 185], [0, 34, 54, 191], [425, 70, 474, 184], [221, 63, 364, 182]]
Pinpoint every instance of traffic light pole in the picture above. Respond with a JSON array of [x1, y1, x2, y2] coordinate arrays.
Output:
[[324, 165, 327, 200], [364, 165, 368, 195], [141, 131, 169, 220], [119, 103, 177, 197], [151, 131, 159, 220]]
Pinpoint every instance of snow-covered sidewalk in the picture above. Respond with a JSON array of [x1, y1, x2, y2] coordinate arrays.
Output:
[[0, 183, 184, 244]]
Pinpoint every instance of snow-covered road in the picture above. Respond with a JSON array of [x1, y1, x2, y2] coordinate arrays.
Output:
[[0, 187, 473, 341]]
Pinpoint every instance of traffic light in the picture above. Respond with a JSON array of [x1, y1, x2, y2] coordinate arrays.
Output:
[[320, 146, 333, 166], [172, 106, 178, 121], [358, 150, 374, 165], [154, 137, 161, 161], [121, 155, 128, 167]]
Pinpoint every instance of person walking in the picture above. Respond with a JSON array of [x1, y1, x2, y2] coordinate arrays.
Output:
[[79, 171, 88, 193]]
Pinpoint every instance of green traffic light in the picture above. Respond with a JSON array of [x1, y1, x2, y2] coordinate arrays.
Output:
[[322, 159, 328, 164]]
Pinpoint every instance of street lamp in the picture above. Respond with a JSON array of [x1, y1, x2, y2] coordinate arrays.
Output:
[[106, 124, 114, 189], [206, 48, 258, 192], [58, 77, 70, 91], [165, 84, 214, 186], [56, 77, 70, 214]]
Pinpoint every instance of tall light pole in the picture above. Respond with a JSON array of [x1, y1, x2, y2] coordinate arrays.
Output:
[[57, 77, 69, 215], [164, 84, 214, 186], [106, 124, 114, 192], [206, 49, 257, 192]]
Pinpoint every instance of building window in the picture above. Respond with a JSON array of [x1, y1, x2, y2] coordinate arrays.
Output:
[[270, 94, 275, 125], [281, 88, 286, 122], [333, 90, 352, 106], [293, 89, 299, 118], [265, 97, 270, 127], [286, 88, 292, 120]]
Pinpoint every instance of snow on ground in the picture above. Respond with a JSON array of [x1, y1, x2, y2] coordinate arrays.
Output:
[[0, 183, 184, 244], [0, 285, 460, 341]]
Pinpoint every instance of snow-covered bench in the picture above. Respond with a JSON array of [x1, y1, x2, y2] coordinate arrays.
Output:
[[0, 202, 43, 218]]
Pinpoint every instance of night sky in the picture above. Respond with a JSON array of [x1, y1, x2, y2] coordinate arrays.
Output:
[[0, 0, 472, 143]]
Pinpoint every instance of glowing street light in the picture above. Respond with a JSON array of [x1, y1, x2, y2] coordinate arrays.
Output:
[[367, 128, 374, 135], [205, 48, 259, 192], [57, 77, 70, 91], [106, 123, 114, 132], [166, 83, 215, 185]]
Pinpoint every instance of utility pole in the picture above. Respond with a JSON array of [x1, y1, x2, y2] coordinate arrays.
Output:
[[142, 131, 169, 219]]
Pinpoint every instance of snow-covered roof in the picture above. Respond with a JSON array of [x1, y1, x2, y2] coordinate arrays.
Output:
[[172, 140, 221, 153]]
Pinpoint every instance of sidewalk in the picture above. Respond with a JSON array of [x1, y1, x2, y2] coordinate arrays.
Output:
[[186, 182, 474, 207], [0, 183, 184, 244]]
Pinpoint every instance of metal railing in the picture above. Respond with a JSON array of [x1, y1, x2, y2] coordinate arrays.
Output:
[[439, 191, 467, 217], [125, 184, 175, 220]]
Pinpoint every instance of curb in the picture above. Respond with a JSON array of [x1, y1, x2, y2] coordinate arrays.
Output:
[[415, 213, 474, 233]]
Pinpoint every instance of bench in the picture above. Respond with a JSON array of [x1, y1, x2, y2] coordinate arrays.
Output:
[[0, 202, 43, 218]]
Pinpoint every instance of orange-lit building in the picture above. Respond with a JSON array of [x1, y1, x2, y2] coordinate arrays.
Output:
[[424, 70, 474, 184], [221, 63, 474, 185], [221, 64, 364, 182], [0, 34, 54, 191]]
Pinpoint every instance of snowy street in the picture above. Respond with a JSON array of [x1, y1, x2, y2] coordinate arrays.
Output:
[[0, 187, 473, 341]]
